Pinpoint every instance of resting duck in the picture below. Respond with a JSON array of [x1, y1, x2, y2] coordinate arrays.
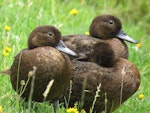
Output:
[[10, 25, 77, 112], [60, 42, 140, 113], [63, 15, 137, 60]]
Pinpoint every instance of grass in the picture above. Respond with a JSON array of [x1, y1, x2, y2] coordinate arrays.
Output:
[[0, 0, 150, 113]]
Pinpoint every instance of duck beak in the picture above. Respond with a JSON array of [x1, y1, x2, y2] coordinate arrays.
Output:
[[117, 29, 137, 44], [56, 40, 77, 56]]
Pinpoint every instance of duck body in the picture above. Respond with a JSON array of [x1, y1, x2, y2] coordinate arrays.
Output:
[[60, 42, 140, 113], [10, 46, 72, 102], [10, 25, 77, 103], [63, 34, 128, 60], [61, 58, 140, 113]]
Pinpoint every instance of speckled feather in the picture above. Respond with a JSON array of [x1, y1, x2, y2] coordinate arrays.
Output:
[[10, 46, 72, 102], [10, 25, 73, 103], [61, 58, 140, 113], [62, 15, 137, 60], [63, 34, 128, 60]]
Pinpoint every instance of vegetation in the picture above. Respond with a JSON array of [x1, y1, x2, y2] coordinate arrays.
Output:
[[0, 0, 150, 112]]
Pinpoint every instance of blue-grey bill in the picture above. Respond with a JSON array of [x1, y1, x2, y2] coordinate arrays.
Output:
[[56, 40, 77, 56], [117, 30, 137, 44]]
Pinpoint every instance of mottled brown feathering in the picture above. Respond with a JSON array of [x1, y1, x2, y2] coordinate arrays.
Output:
[[10, 25, 73, 103], [60, 41, 140, 112], [89, 42, 116, 67], [60, 58, 140, 113], [89, 15, 121, 39], [28, 25, 61, 49], [10, 47, 71, 102], [63, 34, 128, 60], [63, 15, 137, 60]]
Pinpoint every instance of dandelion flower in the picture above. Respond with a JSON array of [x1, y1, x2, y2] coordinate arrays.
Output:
[[66, 107, 79, 113], [133, 43, 142, 52], [2, 50, 9, 57], [136, 43, 142, 48], [4, 46, 11, 53], [5, 25, 11, 31], [69, 9, 78, 15], [85, 31, 89, 35], [2, 46, 11, 57], [138, 93, 144, 99], [0, 106, 4, 113]]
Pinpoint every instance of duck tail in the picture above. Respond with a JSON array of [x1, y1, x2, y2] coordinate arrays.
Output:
[[0, 69, 10, 75]]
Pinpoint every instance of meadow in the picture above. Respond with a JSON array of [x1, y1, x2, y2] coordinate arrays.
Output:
[[0, 0, 150, 113]]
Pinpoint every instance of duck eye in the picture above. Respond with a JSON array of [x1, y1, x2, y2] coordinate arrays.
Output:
[[108, 20, 114, 25], [47, 32, 54, 37]]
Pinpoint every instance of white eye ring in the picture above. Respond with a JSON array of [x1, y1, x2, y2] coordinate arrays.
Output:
[[108, 20, 114, 25], [47, 32, 54, 37]]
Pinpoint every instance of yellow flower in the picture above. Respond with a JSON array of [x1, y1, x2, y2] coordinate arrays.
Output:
[[2, 46, 11, 57], [5, 25, 11, 31], [136, 43, 142, 48], [69, 9, 78, 15], [4, 46, 11, 53], [138, 93, 144, 99], [2, 50, 9, 57], [66, 107, 79, 113], [0, 106, 4, 113], [85, 31, 89, 35]]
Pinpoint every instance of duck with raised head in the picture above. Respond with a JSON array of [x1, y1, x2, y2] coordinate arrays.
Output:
[[60, 42, 140, 113], [63, 14, 137, 60], [10, 25, 77, 113]]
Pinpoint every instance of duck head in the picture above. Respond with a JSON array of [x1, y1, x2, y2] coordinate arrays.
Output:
[[89, 15, 137, 43], [90, 42, 117, 67], [28, 25, 77, 56]]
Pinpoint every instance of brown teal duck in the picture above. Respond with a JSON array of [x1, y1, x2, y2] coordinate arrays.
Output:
[[60, 42, 140, 113], [10, 25, 77, 112], [62, 15, 137, 60]]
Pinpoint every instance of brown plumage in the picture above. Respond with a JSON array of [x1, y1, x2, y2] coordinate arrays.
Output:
[[10, 25, 76, 103], [89, 42, 116, 67], [11, 47, 72, 102], [28, 26, 61, 49], [60, 42, 140, 113], [63, 15, 137, 60]]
